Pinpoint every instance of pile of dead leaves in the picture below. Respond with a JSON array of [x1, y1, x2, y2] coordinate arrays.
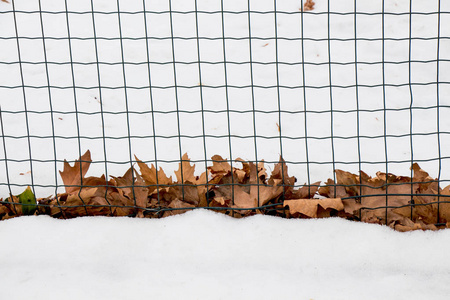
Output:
[[1, 150, 450, 232], [317, 165, 450, 231]]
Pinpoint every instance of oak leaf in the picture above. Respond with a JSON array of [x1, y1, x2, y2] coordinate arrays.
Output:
[[254, 162, 281, 204], [163, 199, 195, 217], [59, 150, 92, 194], [168, 184, 200, 206], [0, 202, 9, 215], [135, 155, 172, 194], [284, 198, 344, 218], [269, 157, 297, 198], [290, 181, 321, 199], [319, 178, 353, 199], [60, 188, 111, 218], [175, 153, 197, 183], [112, 167, 149, 218], [437, 185, 450, 223], [211, 160, 283, 212], [209, 155, 232, 175], [173, 153, 209, 207], [335, 170, 359, 197]]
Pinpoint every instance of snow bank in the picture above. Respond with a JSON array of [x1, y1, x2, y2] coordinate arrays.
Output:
[[1, 210, 450, 299]]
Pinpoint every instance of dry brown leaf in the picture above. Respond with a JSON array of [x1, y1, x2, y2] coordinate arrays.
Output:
[[65, 188, 98, 205], [61, 188, 110, 217], [270, 156, 296, 187], [111, 167, 134, 196], [175, 153, 197, 183], [135, 155, 172, 193], [112, 167, 149, 217], [335, 170, 359, 197], [209, 155, 232, 175], [210, 172, 238, 200], [393, 218, 438, 232], [284, 198, 344, 218], [19, 150, 450, 230], [107, 191, 134, 217], [0, 204, 9, 215], [258, 161, 267, 180], [248, 162, 283, 207], [1, 0, 10, 3], [392, 195, 437, 225], [134, 172, 149, 217], [168, 184, 200, 206], [211, 160, 283, 211], [412, 163, 434, 184], [211, 196, 228, 206], [302, 0, 315, 11], [163, 199, 195, 217], [358, 171, 413, 222], [194, 166, 209, 204], [342, 198, 362, 215], [7, 194, 21, 215], [233, 186, 257, 209], [319, 178, 352, 199], [234, 168, 247, 183], [291, 182, 320, 199], [59, 150, 92, 194], [437, 185, 450, 222], [411, 163, 439, 204]]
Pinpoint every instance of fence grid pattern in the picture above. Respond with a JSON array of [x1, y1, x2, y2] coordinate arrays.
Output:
[[0, 0, 450, 226]]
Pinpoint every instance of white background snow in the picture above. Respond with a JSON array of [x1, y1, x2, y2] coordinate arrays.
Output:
[[1, 0, 450, 298]]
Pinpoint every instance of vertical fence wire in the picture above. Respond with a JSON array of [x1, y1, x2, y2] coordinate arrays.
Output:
[[353, 0, 363, 216], [381, 0, 389, 224], [37, 0, 58, 201], [142, 0, 162, 212], [168, 0, 186, 201], [408, 0, 415, 219], [116, 0, 138, 212], [90, 0, 113, 215], [63, 0, 88, 215], [194, 0, 210, 204], [273, 0, 286, 202], [300, 5, 311, 196], [11, 0, 36, 198], [0, 107, 12, 197], [246, 0, 261, 206], [436, 0, 442, 223], [220, 0, 235, 212]]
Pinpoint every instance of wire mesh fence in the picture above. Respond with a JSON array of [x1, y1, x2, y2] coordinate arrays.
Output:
[[1, 0, 450, 228]]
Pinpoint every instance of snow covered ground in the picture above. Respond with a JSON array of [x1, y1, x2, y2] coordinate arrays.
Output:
[[1, 209, 450, 299], [1, 0, 450, 298]]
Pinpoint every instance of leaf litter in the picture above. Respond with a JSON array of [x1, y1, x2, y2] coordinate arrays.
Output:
[[1, 150, 450, 232]]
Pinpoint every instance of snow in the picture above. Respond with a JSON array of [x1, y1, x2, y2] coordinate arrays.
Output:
[[1, 0, 450, 298], [1, 209, 450, 299]]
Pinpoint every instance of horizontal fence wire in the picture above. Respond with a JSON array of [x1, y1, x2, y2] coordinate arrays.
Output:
[[1, 0, 450, 227]]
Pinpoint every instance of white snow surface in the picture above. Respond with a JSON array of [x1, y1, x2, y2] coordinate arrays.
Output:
[[1, 209, 450, 300]]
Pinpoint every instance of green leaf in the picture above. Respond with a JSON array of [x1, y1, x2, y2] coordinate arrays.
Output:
[[18, 186, 37, 216]]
